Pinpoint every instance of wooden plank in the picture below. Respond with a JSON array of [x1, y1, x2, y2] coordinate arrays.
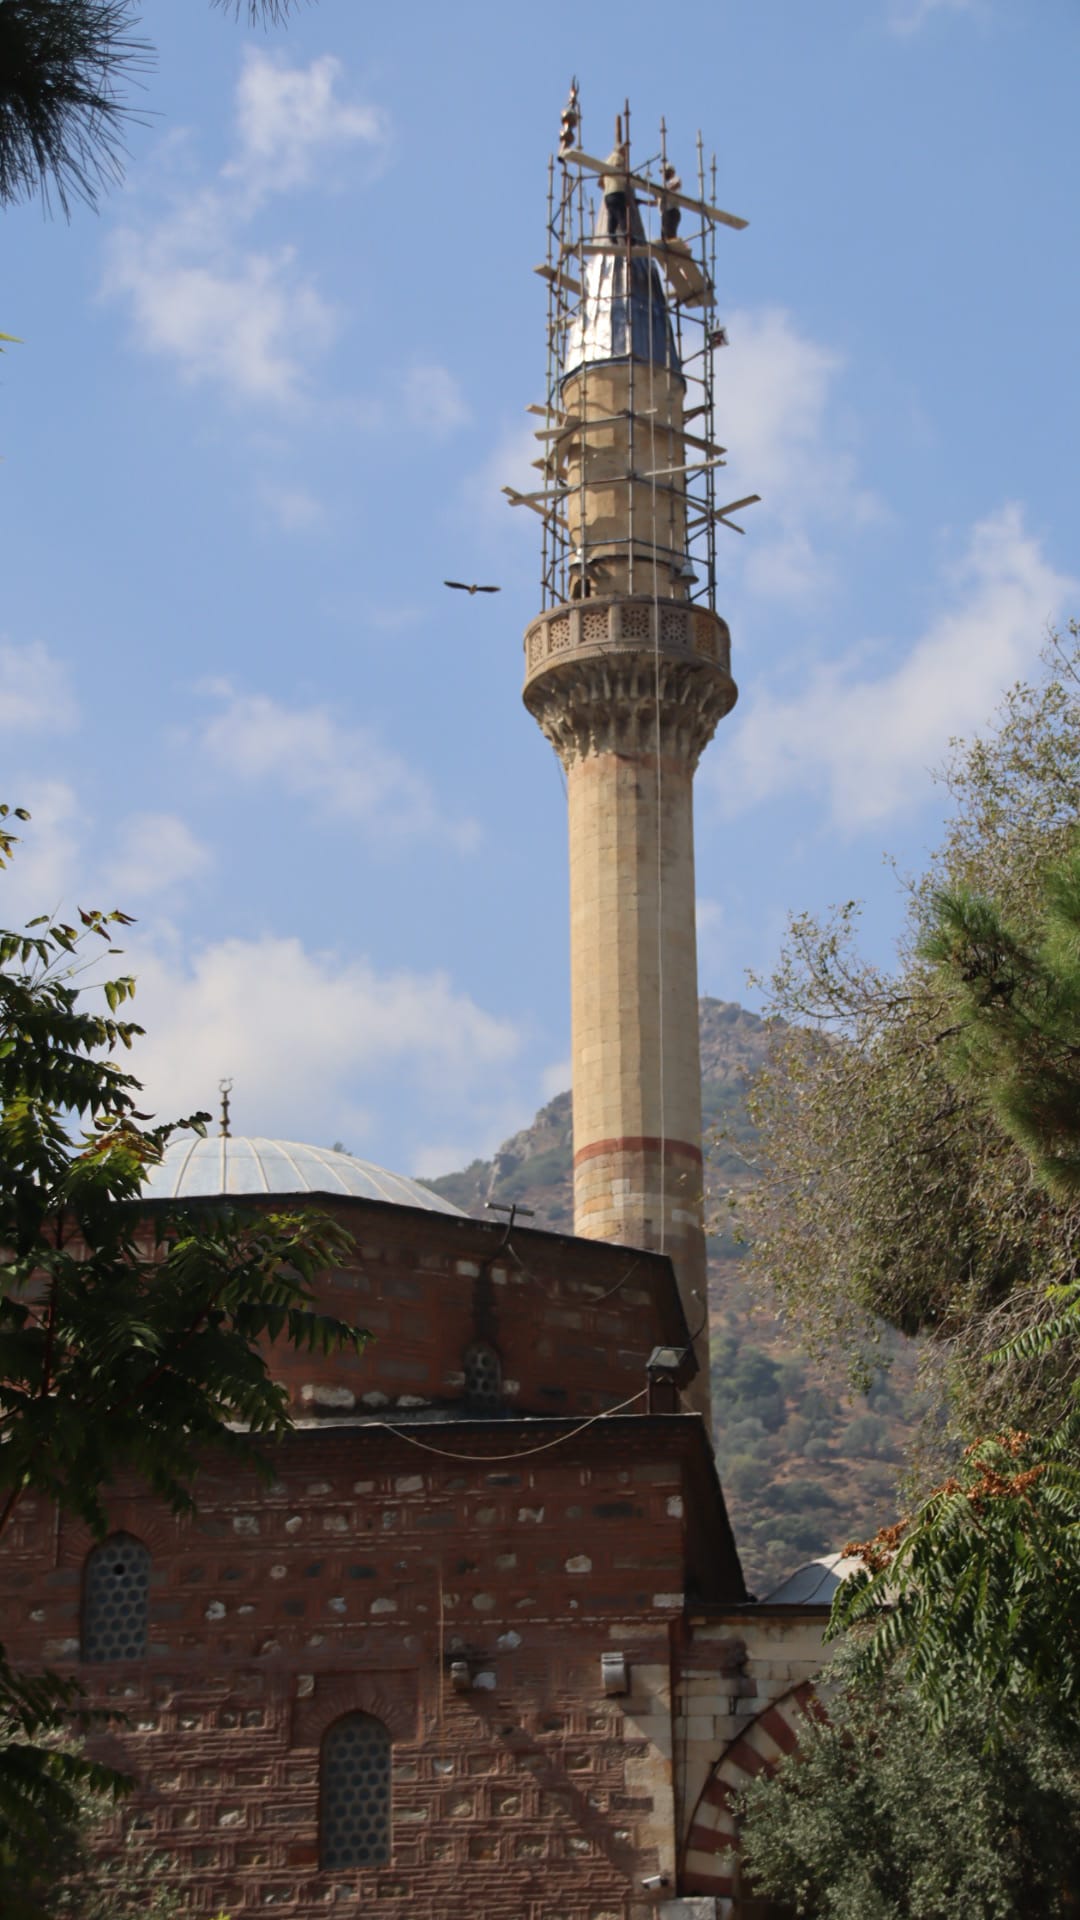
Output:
[[532, 417, 583, 439], [563, 147, 749, 231], [533, 263, 583, 297], [502, 486, 571, 534], [503, 485, 567, 506]]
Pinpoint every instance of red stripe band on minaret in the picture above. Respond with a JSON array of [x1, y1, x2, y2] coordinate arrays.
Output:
[[573, 1136, 703, 1168]]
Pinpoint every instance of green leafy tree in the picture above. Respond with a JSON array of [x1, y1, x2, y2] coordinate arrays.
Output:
[[0, 1663, 186, 1919], [831, 1418, 1080, 1731], [737, 635, 1080, 1908], [827, 834, 1080, 1732], [0, 805, 369, 1913], [737, 1666, 1080, 1920], [742, 622, 1080, 1433], [924, 836, 1080, 1203], [0, 0, 311, 216]]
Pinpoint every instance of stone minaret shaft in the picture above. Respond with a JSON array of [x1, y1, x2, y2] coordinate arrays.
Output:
[[523, 162, 737, 1421]]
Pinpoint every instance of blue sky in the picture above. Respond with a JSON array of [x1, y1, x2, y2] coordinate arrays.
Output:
[[2, 0, 1077, 1176]]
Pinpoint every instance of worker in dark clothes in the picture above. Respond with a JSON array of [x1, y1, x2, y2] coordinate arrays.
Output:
[[660, 161, 682, 241]]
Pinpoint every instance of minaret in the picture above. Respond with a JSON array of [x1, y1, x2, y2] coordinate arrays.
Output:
[[511, 102, 756, 1423]]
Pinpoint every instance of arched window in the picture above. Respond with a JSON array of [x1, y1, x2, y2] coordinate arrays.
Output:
[[320, 1713, 392, 1869], [462, 1340, 502, 1411], [82, 1533, 150, 1663]]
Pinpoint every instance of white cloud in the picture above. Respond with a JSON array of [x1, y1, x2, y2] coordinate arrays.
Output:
[[402, 363, 471, 437], [1, 790, 214, 927], [105, 217, 337, 403], [463, 420, 542, 540], [717, 308, 883, 606], [539, 1057, 571, 1102], [257, 480, 327, 532], [124, 933, 523, 1155], [198, 687, 480, 850], [0, 640, 77, 733], [0, 781, 80, 926], [104, 813, 212, 901], [103, 53, 385, 405], [888, 0, 981, 34], [227, 50, 387, 199], [722, 504, 1076, 828]]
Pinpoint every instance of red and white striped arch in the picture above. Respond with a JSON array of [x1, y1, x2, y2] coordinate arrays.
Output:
[[681, 1680, 821, 1911]]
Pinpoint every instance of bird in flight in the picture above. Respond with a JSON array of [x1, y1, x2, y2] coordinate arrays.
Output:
[[444, 580, 501, 596]]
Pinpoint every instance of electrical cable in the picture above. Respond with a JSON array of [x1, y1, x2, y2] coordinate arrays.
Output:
[[372, 1387, 649, 1462]]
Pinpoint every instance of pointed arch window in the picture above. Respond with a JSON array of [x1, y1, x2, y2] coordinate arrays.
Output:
[[320, 1713, 392, 1869], [82, 1533, 150, 1663], [463, 1340, 502, 1411]]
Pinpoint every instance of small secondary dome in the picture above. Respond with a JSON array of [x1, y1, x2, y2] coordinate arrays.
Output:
[[762, 1553, 862, 1607], [141, 1135, 466, 1216]]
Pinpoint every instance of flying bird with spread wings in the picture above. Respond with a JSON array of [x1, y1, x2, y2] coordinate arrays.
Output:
[[444, 580, 501, 596]]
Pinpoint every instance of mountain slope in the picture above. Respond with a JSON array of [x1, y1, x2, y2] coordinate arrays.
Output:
[[426, 998, 918, 1594]]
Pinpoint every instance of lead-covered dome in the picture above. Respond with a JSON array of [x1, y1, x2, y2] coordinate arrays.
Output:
[[140, 1134, 466, 1216]]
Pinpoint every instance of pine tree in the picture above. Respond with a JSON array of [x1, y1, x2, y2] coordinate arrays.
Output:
[[0, 1, 309, 215]]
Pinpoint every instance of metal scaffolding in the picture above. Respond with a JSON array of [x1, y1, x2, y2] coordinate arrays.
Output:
[[507, 92, 756, 615]]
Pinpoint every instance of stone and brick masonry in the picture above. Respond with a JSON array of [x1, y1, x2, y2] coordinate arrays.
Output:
[[1, 1198, 828, 1919]]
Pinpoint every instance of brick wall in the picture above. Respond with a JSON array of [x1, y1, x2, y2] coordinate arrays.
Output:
[[139, 1198, 693, 1424], [3, 1419, 744, 1919]]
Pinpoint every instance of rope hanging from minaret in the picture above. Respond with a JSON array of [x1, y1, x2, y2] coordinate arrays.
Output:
[[643, 164, 668, 1257]]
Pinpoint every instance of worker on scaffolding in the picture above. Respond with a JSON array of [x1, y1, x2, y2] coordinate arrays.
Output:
[[660, 161, 682, 242], [559, 79, 579, 159], [602, 130, 631, 241]]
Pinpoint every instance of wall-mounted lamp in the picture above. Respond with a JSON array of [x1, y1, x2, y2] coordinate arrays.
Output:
[[450, 1660, 472, 1692], [646, 1345, 690, 1414]]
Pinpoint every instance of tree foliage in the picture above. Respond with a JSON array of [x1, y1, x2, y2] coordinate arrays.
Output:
[[743, 622, 1080, 1428], [0, 804, 368, 1910], [737, 1667, 1080, 1920], [0, 1640, 190, 1920], [825, 834, 1080, 1731], [924, 837, 1080, 1203], [738, 631, 1080, 1907], [0, 0, 311, 216], [832, 1418, 1080, 1731]]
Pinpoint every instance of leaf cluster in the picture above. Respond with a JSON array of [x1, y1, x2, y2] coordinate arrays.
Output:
[[743, 623, 1080, 1429], [0, 812, 369, 1895], [0, 1, 150, 215], [737, 1664, 1080, 1920], [0, 1642, 132, 1920], [924, 839, 1080, 1203], [831, 1419, 1080, 1732]]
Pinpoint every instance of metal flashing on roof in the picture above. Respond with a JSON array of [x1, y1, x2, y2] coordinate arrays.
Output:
[[140, 1135, 467, 1216], [562, 200, 682, 384], [761, 1552, 862, 1608]]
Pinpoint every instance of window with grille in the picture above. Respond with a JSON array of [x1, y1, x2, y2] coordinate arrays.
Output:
[[320, 1713, 392, 1869], [82, 1534, 150, 1663], [463, 1340, 502, 1410]]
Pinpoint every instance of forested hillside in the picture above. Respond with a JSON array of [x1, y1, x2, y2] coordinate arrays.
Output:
[[426, 998, 920, 1594]]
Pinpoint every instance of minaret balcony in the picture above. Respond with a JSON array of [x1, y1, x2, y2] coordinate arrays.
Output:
[[523, 595, 732, 692], [523, 595, 736, 769]]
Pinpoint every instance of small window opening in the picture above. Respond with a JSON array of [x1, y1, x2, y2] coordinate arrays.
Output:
[[320, 1712, 392, 1869], [463, 1340, 502, 1411], [82, 1533, 150, 1663]]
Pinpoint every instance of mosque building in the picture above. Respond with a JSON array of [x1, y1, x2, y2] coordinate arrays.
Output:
[[2, 99, 844, 1920]]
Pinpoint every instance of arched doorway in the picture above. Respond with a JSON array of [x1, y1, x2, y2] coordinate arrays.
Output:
[[682, 1681, 819, 1916]]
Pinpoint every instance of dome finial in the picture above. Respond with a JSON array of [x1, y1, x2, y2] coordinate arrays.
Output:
[[219, 1077, 233, 1139]]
